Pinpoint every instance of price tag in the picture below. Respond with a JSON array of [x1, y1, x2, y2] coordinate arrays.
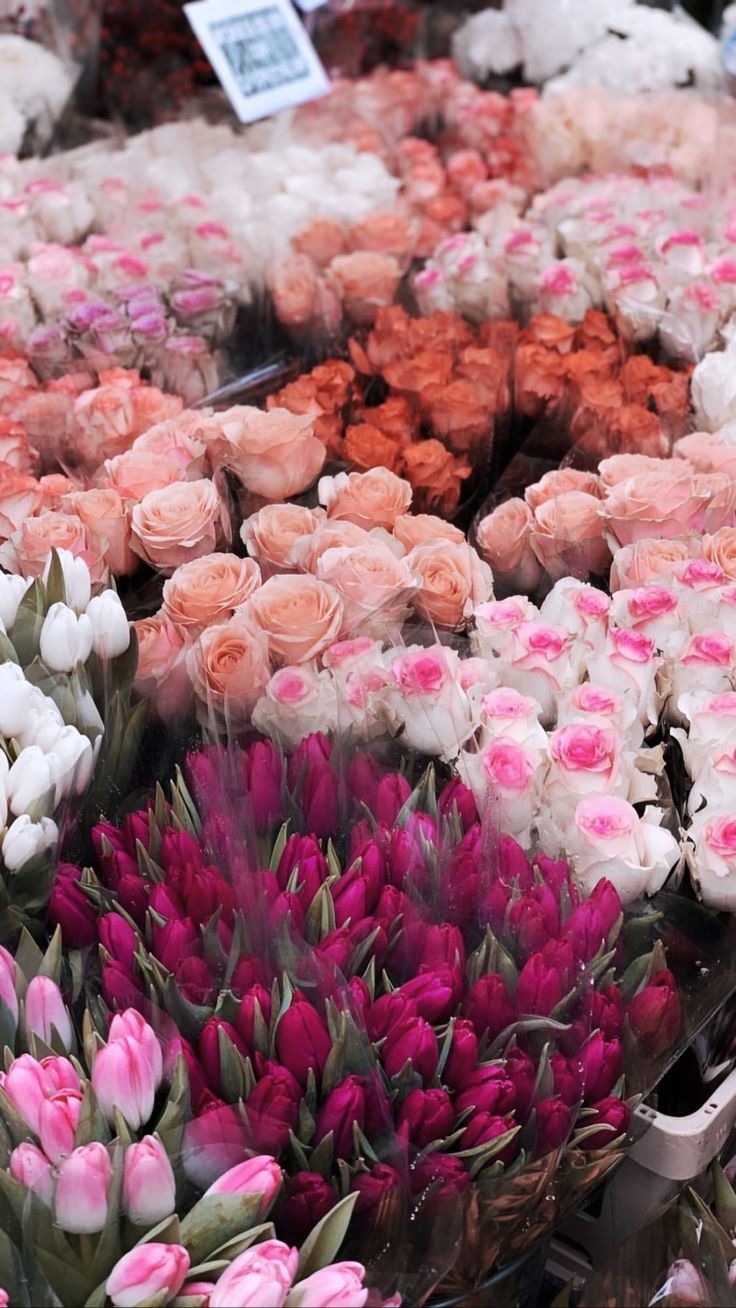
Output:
[[184, 0, 330, 123]]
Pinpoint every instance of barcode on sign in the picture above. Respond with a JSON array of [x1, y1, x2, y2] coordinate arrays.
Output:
[[209, 7, 309, 96]]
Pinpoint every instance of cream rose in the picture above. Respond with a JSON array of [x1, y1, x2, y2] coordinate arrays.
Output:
[[241, 503, 321, 577], [408, 540, 493, 630], [540, 578, 610, 644], [130, 479, 229, 576], [204, 406, 325, 501], [383, 644, 479, 759], [609, 585, 681, 648], [317, 540, 418, 637], [587, 627, 664, 729], [478, 686, 547, 750], [318, 467, 412, 531], [475, 498, 543, 594], [472, 595, 540, 657], [187, 612, 271, 721], [162, 553, 262, 636], [687, 810, 736, 910], [245, 574, 343, 665], [531, 491, 610, 581]]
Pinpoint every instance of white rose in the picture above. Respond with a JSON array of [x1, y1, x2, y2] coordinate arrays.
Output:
[[687, 809, 736, 911], [382, 645, 479, 761], [539, 578, 610, 646], [458, 737, 544, 845], [478, 686, 547, 750], [251, 666, 337, 751], [566, 795, 680, 904], [471, 596, 540, 658]]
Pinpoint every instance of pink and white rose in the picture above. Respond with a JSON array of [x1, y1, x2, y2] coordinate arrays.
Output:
[[252, 666, 338, 749], [568, 795, 680, 902]]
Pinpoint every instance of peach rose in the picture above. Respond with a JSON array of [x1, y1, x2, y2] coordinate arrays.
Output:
[[187, 612, 271, 720], [603, 471, 727, 547], [408, 540, 493, 629], [525, 468, 602, 512], [347, 211, 416, 261], [392, 513, 464, 551], [133, 614, 190, 722], [610, 538, 693, 591], [317, 539, 418, 636], [63, 487, 137, 576], [130, 479, 229, 575], [132, 413, 209, 476], [0, 417, 35, 474], [319, 467, 412, 530], [475, 498, 543, 594], [327, 252, 402, 325], [71, 380, 136, 469], [530, 491, 610, 581], [401, 439, 471, 516], [268, 255, 341, 333], [129, 385, 183, 440], [0, 510, 103, 580], [0, 467, 42, 539], [703, 528, 736, 581], [204, 406, 325, 502], [245, 574, 343, 665], [344, 423, 402, 475], [673, 432, 736, 478], [162, 553, 262, 636], [292, 218, 346, 267], [241, 503, 321, 577], [598, 454, 692, 489], [103, 449, 186, 501], [295, 519, 370, 573], [38, 475, 76, 510]]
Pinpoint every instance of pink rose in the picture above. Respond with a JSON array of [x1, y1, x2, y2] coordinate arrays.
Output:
[[674, 432, 736, 480], [674, 691, 736, 778], [604, 471, 735, 548], [133, 615, 190, 722], [246, 575, 343, 665], [162, 553, 262, 636], [297, 520, 370, 574], [318, 468, 412, 531], [242, 503, 322, 577], [475, 498, 543, 594], [669, 630, 735, 706], [504, 621, 579, 725], [62, 488, 137, 576], [386, 644, 478, 758], [687, 811, 736, 911], [317, 539, 418, 637], [187, 613, 271, 722], [540, 578, 610, 644], [559, 682, 640, 742], [530, 491, 610, 581], [459, 735, 542, 840], [598, 454, 691, 489], [103, 449, 186, 501], [570, 795, 679, 902], [479, 687, 547, 750], [130, 413, 209, 476], [130, 479, 230, 575], [0, 510, 104, 581], [204, 406, 325, 501], [610, 538, 692, 591], [525, 467, 602, 511], [703, 528, 736, 581], [587, 627, 664, 729], [392, 513, 464, 551], [609, 585, 681, 647], [252, 664, 337, 750], [0, 469, 42, 541], [473, 595, 539, 656], [408, 540, 492, 630], [549, 722, 621, 798], [267, 254, 341, 334]]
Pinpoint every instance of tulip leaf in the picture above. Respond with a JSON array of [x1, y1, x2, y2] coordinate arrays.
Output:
[[296, 1192, 357, 1280], [712, 1161, 736, 1233], [435, 1017, 456, 1082], [309, 1130, 335, 1178], [353, 1123, 379, 1164], [298, 1097, 316, 1145], [0, 1087, 33, 1147], [14, 926, 45, 984], [207, 1221, 276, 1264], [0, 633, 19, 665], [38, 925, 64, 985], [74, 1083, 110, 1150], [44, 550, 66, 609], [12, 579, 44, 664], [454, 1124, 520, 1166], [305, 882, 336, 945], [136, 839, 165, 885], [133, 1292, 173, 1308], [179, 1193, 264, 1266], [361, 956, 376, 1001], [218, 1027, 249, 1102], [162, 975, 213, 1044], [135, 1215, 183, 1246], [268, 821, 290, 873], [288, 1129, 311, 1172], [320, 1032, 347, 1099], [154, 1054, 191, 1154], [84, 1283, 108, 1308]]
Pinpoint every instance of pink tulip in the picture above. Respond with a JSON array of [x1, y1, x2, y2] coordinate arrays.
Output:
[[40, 1055, 80, 1094], [123, 1135, 176, 1226], [4, 1054, 51, 1135], [37, 1089, 82, 1164], [106, 1243, 190, 1308], [24, 976, 73, 1052], [285, 1262, 373, 1307], [108, 1011, 163, 1083], [55, 1142, 112, 1234], [9, 1142, 54, 1205], [209, 1240, 298, 1308], [0, 946, 17, 1027], [92, 1036, 158, 1130], [204, 1154, 282, 1213], [183, 1284, 216, 1306], [0, 1289, 7, 1306]]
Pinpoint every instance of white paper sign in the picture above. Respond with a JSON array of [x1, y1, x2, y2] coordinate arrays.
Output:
[[184, 0, 330, 123]]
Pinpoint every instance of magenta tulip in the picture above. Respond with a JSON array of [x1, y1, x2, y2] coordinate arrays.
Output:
[[410, 1153, 471, 1201], [459, 1111, 518, 1163], [550, 1053, 584, 1107], [578, 1032, 623, 1102], [102, 963, 145, 1012], [123, 1136, 176, 1226], [198, 1018, 250, 1093], [398, 967, 459, 1024], [374, 773, 412, 826], [461, 974, 516, 1040], [443, 1020, 479, 1091], [99, 914, 139, 972], [397, 1088, 454, 1148], [507, 884, 560, 958], [438, 778, 478, 830], [209, 1239, 297, 1308], [504, 1045, 537, 1121], [244, 1065, 300, 1156], [55, 1142, 112, 1234], [314, 1076, 366, 1158], [106, 1243, 190, 1308], [350, 1162, 402, 1217], [244, 739, 284, 832], [382, 1017, 438, 1082], [9, 1142, 54, 1205], [454, 1064, 516, 1117], [564, 879, 622, 962], [235, 986, 272, 1049], [274, 998, 331, 1085], [496, 835, 534, 887], [24, 976, 72, 1052], [580, 1096, 631, 1151], [627, 970, 681, 1055], [516, 942, 575, 1016], [366, 993, 418, 1044], [278, 1172, 336, 1243], [174, 956, 216, 1007], [163, 1035, 208, 1113], [47, 864, 98, 947], [182, 1097, 249, 1189], [38, 1089, 83, 1163], [535, 1099, 572, 1155], [204, 1155, 282, 1214]]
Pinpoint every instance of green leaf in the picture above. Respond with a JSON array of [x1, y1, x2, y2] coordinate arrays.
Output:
[[179, 1193, 264, 1267], [296, 1193, 357, 1280], [38, 926, 63, 984], [44, 550, 66, 608], [0, 633, 18, 665], [268, 822, 290, 874], [308, 1131, 334, 1178], [712, 1161, 736, 1233], [74, 1083, 110, 1150], [207, 1222, 276, 1264]]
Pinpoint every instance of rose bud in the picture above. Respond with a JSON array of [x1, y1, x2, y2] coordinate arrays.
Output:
[[397, 1088, 454, 1148], [314, 1075, 366, 1158], [47, 864, 97, 948], [38, 1089, 83, 1164], [106, 1243, 191, 1308], [580, 1096, 631, 1151], [374, 773, 412, 826], [462, 974, 516, 1039], [350, 1163, 402, 1217], [55, 1142, 112, 1234], [366, 993, 418, 1044], [382, 1017, 439, 1083], [410, 1153, 471, 1201], [123, 1136, 177, 1226], [504, 1045, 537, 1121], [459, 1112, 518, 1163], [198, 1018, 250, 1093], [163, 1036, 209, 1113], [9, 1142, 54, 1205], [563, 879, 622, 963], [578, 1032, 623, 1102], [275, 997, 331, 1086], [627, 969, 681, 1055], [398, 967, 459, 1024], [454, 1064, 516, 1117], [204, 1155, 282, 1214], [438, 778, 478, 831], [182, 1096, 250, 1188], [24, 976, 73, 1052], [550, 1053, 584, 1106], [245, 1064, 301, 1156], [208, 1241, 297, 1308], [516, 941, 575, 1017], [535, 1099, 572, 1155], [244, 739, 284, 833], [277, 1171, 336, 1243], [443, 1020, 479, 1090]]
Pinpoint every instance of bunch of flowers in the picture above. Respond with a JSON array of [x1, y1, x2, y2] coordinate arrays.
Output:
[[44, 734, 684, 1296]]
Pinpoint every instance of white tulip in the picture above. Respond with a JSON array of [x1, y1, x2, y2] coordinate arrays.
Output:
[[85, 592, 130, 659], [0, 753, 9, 828], [33, 716, 66, 754], [44, 550, 91, 614], [0, 573, 31, 631], [75, 689, 104, 737], [47, 727, 94, 802], [39, 604, 93, 673], [6, 747, 55, 817], [2, 815, 58, 872], [0, 665, 36, 740]]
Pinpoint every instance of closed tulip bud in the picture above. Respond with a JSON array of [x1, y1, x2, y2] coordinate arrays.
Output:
[[85, 591, 130, 659], [173, 956, 215, 1007], [245, 1065, 301, 1156], [123, 1136, 176, 1226], [234, 986, 272, 1050], [413, 922, 465, 973], [55, 1142, 112, 1234], [497, 834, 534, 888], [109, 1010, 163, 1083], [516, 943, 574, 1017], [398, 967, 459, 1024], [38, 1088, 83, 1163], [275, 997, 331, 1086], [156, 918, 199, 973], [117, 873, 150, 925], [300, 757, 338, 839], [504, 1045, 537, 1121], [92, 1036, 158, 1130], [4, 1053, 51, 1135], [24, 975, 73, 1052], [0, 571, 30, 629], [278, 1171, 336, 1243], [315, 926, 353, 972], [332, 868, 375, 926], [45, 549, 91, 614], [198, 1018, 250, 1094], [244, 740, 284, 833], [460, 1111, 518, 1163], [47, 864, 97, 948], [374, 773, 412, 826], [9, 1142, 54, 1205], [563, 879, 622, 963], [438, 778, 478, 830], [182, 1096, 249, 1189], [6, 748, 55, 819], [102, 962, 145, 1011], [345, 753, 383, 810], [344, 976, 371, 1021], [188, 868, 235, 928], [397, 1088, 454, 1148], [47, 726, 94, 803], [410, 1153, 471, 1202], [106, 1242, 190, 1308], [163, 1035, 208, 1113], [535, 1099, 572, 1155], [204, 1155, 282, 1214], [287, 732, 331, 787], [2, 814, 58, 872], [535, 853, 576, 899], [444, 1020, 479, 1091], [627, 970, 681, 1055], [382, 1016, 438, 1083], [99, 914, 138, 972], [40, 603, 93, 673], [0, 945, 17, 1028], [287, 1262, 384, 1307], [209, 1240, 297, 1308], [578, 1032, 623, 1103], [387, 826, 428, 891], [375, 885, 409, 921], [581, 1096, 631, 1151], [350, 1163, 402, 1217], [276, 833, 328, 904], [507, 883, 560, 959], [550, 1053, 584, 1107], [41, 1054, 80, 1094], [455, 1063, 516, 1117], [462, 973, 516, 1039], [315, 1075, 367, 1159]]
